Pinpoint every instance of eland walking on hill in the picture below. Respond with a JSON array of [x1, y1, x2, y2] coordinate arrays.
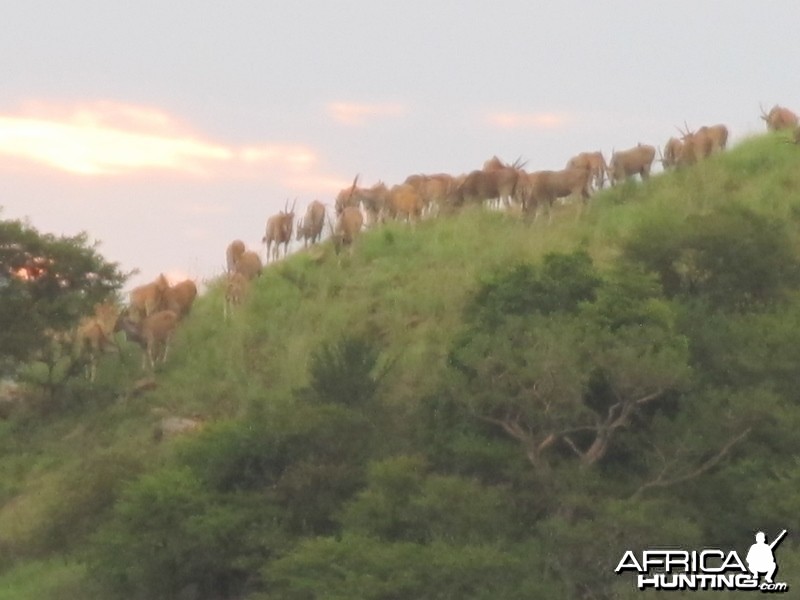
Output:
[[263, 199, 296, 262], [296, 200, 327, 247], [608, 144, 656, 185], [760, 103, 799, 132]]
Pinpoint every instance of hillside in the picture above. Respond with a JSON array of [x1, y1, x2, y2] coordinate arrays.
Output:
[[2, 134, 800, 599]]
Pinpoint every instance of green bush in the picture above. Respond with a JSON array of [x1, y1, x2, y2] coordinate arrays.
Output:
[[90, 466, 276, 600], [467, 249, 600, 326], [31, 451, 143, 555], [302, 333, 382, 408], [341, 455, 516, 544], [263, 534, 563, 600], [623, 204, 800, 310]]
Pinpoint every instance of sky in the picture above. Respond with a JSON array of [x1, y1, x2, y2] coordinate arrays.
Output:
[[2, 1, 799, 292]]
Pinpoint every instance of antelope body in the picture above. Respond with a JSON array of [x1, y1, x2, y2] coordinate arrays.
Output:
[[225, 240, 245, 273], [296, 200, 327, 247], [761, 104, 799, 132], [608, 144, 656, 185], [517, 167, 592, 220], [129, 274, 170, 321], [262, 200, 296, 262], [116, 309, 180, 371], [566, 151, 607, 190]]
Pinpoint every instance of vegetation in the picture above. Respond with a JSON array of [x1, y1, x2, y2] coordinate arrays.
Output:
[[0, 212, 127, 374], [1, 134, 800, 598]]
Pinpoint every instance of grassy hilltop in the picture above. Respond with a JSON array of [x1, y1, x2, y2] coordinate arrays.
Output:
[[2, 134, 800, 599]]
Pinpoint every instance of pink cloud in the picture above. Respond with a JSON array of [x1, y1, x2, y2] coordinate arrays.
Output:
[[0, 101, 326, 183], [281, 174, 355, 196], [486, 111, 572, 130], [327, 101, 407, 125]]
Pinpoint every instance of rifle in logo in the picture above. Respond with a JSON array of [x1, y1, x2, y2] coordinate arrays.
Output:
[[747, 529, 786, 584]]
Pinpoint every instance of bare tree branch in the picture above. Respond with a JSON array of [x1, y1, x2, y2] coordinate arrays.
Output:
[[632, 428, 752, 499]]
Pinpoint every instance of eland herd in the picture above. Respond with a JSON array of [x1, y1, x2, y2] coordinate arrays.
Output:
[[225, 101, 798, 274], [58, 103, 800, 380]]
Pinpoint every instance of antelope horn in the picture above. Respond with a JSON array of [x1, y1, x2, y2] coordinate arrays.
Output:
[[345, 174, 359, 204], [675, 124, 690, 138]]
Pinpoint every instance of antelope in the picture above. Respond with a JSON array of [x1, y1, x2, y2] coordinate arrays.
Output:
[[331, 206, 364, 254], [129, 274, 170, 321], [225, 240, 245, 273], [223, 272, 249, 321], [608, 144, 656, 185], [760, 103, 799, 132], [296, 200, 327, 247], [116, 309, 180, 371], [455, 161, 521, 209], [659, 137, 684, 170], [517, 167, 592, 222], [262, 199, 296, 262], [384, 184, 425, 223], [234, 251, 262, 280], [566, 151, 607, 191], [164, 279, 198, 319], [404, 173, 457, 217], [358, 183, 390, 226], [334, 175, 361, 215], [73, 301, 120, 381]]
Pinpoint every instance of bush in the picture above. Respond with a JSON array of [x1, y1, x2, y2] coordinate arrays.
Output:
[[263, 534, 562, 600], [302, 333, 383, 408], [467, 249, 600, 327], [623, 204, 800, 310], [31, 451, 143, 555], [90, 466, 277, 600]]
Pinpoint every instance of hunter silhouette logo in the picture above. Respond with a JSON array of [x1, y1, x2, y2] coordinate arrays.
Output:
[[615, 529, 789, 593], [747, 530, 786, 584]]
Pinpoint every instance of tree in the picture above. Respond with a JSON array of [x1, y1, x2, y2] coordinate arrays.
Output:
[[0, 210, 127, 372], [622, 204, 800, 311], [450, 259, 691, 473]]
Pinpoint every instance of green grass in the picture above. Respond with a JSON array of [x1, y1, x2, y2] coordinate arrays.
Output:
[[0, 560, 87, 600]]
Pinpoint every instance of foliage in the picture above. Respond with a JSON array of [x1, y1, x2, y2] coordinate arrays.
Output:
[[90, 466, 276, 600], [450, 257, 691, 473], [4, 138, 800, 598], [91, 385, 378, 598], [0, 212, 127, 372], [466, 248, 600, 326], [30, 450, 144, 555], [340, 455, 517, 544], [300, 333, 383, 408], [263, 535, 562, 600], [622, 203, 800, 311]]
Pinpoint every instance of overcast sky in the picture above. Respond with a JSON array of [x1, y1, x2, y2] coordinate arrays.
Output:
[[2, 1, 799, 291]]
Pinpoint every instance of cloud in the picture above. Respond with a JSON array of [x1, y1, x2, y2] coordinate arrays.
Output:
[[486, 111, 572, 130], [0, 100, 322, 179], [240, 144, 317, 171], [327, 101, 407, 125]]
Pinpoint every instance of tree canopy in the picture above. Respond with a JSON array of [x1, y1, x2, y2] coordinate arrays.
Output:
[[0, 210, 127, 372]]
